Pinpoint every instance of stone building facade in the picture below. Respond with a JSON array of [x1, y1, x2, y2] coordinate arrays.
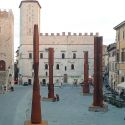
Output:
[[114, 21, 125, 84], [18, 0, 100, 85], [102, 45, 108, 74], [0, 9, 14, 87], [107, 43, 117, 89]]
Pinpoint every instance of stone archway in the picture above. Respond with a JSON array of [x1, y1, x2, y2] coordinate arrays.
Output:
[[0, 60, 6, 71]]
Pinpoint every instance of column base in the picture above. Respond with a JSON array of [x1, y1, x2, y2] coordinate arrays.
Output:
[[42, 97, 56, 102], [24, 120, 48, 125], [88, 103, 108, 112]]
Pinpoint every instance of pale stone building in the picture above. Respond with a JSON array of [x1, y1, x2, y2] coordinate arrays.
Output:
[[18, 0, 100, 85], [114, 21, 125, 85], [0, 9, 14, 88]]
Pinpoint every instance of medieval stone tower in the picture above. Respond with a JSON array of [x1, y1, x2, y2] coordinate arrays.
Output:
[[18, 0, 41, 83], [0, 9, 14, 87], [0, 9, 14, 71], [19, 0, 41, 45]]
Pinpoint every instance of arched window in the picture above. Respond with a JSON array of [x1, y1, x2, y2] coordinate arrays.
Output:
[[71, 64, 74, 70], [73, 53, 76, 59], [62, 53, 65, 59], [46, 72, 48, 76], [65, 66, 67, 71], [56, 64, 59, 70], [45, 64, 48, 70]]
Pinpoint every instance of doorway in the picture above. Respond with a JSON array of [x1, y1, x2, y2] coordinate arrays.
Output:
[[28, 79, 32, 85], [64, 74, 68, 83], [0, 60, 5, 71], [42, 79, 46, 86]]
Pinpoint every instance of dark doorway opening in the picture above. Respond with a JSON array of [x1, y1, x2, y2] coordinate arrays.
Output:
[[0, 60, 6, 71], [28, 79, 32, 85]]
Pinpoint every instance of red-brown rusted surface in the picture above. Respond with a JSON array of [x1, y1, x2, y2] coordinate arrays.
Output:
[[31, 24, 42, 124], [83, 51, 89, 93], [93, 36, 103, 107], [48, 48, 55, 98]]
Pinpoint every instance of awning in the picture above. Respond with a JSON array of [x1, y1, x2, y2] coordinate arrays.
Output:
[[117, 82, 125, 89]]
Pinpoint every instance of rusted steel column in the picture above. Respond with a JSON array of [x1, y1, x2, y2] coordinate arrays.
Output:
[[48, 48, 55, 98], [83, 51, 89, 93], [31, 24, 42, 124], [93, 36, 103, 107]]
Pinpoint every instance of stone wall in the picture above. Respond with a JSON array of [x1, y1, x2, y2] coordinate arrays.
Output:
[[18, 33, 98, 84], [0, 9, 14, 71]]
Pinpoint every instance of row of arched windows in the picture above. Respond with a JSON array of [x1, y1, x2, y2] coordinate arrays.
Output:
[[62, 53, 76, 59], [44, 64, 74, 70]]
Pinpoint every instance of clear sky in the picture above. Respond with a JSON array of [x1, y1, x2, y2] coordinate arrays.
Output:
[[0, 0, 125, 55]]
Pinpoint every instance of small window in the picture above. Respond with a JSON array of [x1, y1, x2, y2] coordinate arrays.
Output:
[[116, 50, 119, 62], [73, 53, 76, 59], [46, 72, 48, 76], [62, 53, 65, 59], [40, 53, 43, 59], [65, 66, 67, 71], [121, 49, 125, 62], [29, 53, 32, 59], [71, 64, 74, 70], [56, 64, 59, 70], [45, 64, 48, 70]]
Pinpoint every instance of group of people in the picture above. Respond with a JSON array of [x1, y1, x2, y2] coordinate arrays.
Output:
[[0, 84, 14, 94]]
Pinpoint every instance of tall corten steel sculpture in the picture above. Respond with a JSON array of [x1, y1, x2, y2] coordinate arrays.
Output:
[[24, 24, 48, 125], [83, 51, 89, 94], [93, 36, 103, 107], [89, 36, 107, 112], [31, 24, 41, 124], [48, 48, 55, 99]]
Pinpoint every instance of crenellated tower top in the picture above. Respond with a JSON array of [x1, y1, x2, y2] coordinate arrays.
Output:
[[0, 9, 13, 19], [40, 32, 99, 36]]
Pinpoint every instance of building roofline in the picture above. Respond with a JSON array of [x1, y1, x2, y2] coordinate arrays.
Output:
[[19, 0, 41, 8], [113, 20, 125, 30], [107, 43, 116, 52]]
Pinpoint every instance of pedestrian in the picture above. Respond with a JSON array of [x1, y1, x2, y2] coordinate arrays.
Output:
[[59, 82, 62, 88], [56, 94, 59, 101], [11, 86, 14, 91]]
